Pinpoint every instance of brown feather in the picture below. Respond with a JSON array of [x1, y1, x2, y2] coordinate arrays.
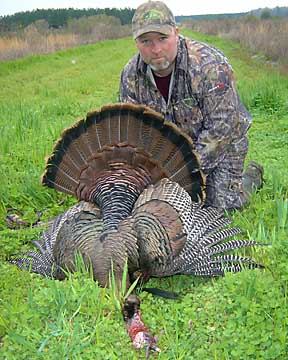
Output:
[[42, 103, 205, 203]]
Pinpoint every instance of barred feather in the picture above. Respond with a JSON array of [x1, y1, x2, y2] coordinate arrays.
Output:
[[9, 251, 48, 279], [129, 179, 262, 278], [10, 202, 103, 280]]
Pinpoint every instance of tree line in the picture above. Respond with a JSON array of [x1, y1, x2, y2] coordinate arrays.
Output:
[[1, 6, 287, 34], [176, 6, 288, 22], [0, 8, 135, 32]]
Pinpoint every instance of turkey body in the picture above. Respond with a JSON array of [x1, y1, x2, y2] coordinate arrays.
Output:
[[10, 103, 260, 288]]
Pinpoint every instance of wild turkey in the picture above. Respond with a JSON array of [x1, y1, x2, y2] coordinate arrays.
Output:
[[11, 103, 206, 283], [10, 103, 261, 354], [10, 102, 261, 283]]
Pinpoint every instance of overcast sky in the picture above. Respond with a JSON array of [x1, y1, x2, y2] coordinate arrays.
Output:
[[1, 0, 287, 17]]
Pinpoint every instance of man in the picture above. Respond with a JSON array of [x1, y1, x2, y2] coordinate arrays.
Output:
[[119, 0, 263, 210]]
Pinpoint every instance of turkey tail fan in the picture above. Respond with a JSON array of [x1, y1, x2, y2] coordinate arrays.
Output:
[[42, 103, 205, 203]]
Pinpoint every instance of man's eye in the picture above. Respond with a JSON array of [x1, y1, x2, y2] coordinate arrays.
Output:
[[159, 36, 168, 42]]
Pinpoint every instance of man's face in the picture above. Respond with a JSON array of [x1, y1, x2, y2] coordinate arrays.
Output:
[[135, 28, 179, 75]]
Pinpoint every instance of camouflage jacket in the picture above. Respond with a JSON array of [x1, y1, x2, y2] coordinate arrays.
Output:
[[119, 35, 251, 173]]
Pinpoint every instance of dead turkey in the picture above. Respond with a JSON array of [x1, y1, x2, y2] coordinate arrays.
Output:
[[10, 103, 262, 354], [10, 103, 260, 288]]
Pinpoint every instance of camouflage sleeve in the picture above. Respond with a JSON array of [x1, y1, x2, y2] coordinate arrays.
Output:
[[118, 65, 139, 104], [195, 62, 246, 173]]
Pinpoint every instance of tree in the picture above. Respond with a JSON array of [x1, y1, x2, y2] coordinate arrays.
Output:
[[261, 8, 272, 19]]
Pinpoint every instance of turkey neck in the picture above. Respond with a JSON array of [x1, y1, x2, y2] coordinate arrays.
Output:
[[88, 165, 152, 232]]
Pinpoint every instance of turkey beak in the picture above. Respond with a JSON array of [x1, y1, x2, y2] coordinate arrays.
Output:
[[122, 294, 141, 321]]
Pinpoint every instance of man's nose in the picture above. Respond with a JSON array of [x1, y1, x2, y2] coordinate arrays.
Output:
[[151, 41, 161, 53]]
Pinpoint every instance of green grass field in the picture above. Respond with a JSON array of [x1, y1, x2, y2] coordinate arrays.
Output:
[[0, 30, 287, 359]]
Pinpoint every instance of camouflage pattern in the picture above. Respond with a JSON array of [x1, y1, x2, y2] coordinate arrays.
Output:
[[132, 1, 175, 39], [119, 35, 252, 210]]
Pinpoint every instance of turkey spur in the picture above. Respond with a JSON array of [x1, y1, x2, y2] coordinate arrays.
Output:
[[10, 103, 262, 287]]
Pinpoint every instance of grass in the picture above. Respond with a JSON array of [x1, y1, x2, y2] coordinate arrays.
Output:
[[0, 30, 288, 359], [183, 17, 288, 67]]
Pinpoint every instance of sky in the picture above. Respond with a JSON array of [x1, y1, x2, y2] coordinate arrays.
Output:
[[1, 0, 287, 17]]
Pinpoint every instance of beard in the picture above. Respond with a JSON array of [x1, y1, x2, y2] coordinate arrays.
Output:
[[149, 60, 171, 72]]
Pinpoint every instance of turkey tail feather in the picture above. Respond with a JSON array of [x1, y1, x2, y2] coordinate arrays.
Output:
[[42, 103, 205, 203]]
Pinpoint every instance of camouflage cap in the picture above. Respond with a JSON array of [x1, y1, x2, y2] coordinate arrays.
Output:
[[132, 1, 176, 39]]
